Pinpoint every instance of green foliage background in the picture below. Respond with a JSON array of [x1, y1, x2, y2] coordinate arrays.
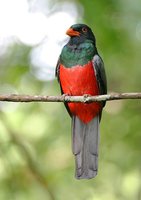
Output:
[[0, 0, 141, 200]]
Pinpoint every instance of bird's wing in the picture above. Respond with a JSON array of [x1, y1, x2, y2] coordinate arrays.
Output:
[[55, 57, 60, 82], [92, 54, 107, 107], [55, 57, 72, 117]]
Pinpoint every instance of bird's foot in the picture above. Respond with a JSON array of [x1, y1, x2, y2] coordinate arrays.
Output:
[[62, 94, 69, 101], [83, 94, 91, 103], [62, 93, 69, 97]]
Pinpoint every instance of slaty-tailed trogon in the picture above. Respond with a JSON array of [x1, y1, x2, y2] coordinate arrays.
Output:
[[56, 24, 107, 179]]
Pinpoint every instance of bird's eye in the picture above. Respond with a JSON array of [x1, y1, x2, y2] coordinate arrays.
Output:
[[82, 27, 87, 33]]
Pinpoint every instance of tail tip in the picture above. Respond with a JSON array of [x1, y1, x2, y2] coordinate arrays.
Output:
[[75, 169, 98, 180]]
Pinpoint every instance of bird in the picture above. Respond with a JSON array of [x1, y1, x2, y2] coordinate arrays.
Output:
[[55, 24, 107, 179]]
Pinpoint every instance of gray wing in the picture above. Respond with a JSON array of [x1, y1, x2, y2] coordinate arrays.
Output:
[[55, 57, 60, 82], [92, 54, 107, 107]]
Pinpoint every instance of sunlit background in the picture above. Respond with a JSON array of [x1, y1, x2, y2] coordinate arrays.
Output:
[[0, 0, 83, 81], [0, 0, 141, 200]]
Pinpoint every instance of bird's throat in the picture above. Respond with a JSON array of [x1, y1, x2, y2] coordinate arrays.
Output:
[[60, 41, 96, 68]]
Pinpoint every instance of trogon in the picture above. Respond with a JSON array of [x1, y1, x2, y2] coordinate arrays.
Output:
[[56, 24, 107, 179]]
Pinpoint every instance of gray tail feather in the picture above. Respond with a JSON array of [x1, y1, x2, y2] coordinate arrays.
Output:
[[72, 116, 99, 179]]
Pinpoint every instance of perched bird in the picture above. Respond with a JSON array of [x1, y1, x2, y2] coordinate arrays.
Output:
[[56, 24, 107, 179]]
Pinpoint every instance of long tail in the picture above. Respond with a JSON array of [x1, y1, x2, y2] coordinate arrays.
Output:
[[72, 116, 99, 179]]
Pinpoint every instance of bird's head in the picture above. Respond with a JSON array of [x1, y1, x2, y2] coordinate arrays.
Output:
[[66, 24, 96, 44]]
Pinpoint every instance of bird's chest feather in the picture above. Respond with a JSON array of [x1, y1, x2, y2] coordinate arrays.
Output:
[[59, 62, 102, 123], [59, 61, 99, 95]]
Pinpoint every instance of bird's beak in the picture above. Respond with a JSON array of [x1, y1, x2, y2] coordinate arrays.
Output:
[[66, 28, 80, 37]]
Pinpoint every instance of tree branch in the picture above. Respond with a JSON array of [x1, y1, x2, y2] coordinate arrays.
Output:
[[0, 93, 141, 103]]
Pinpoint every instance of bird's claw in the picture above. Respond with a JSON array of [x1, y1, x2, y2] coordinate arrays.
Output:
[[62, 94, 69, 101], [83, 94, 91, 103], [83, 94, 91, 98]]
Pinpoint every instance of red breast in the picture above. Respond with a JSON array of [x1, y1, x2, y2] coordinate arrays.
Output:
[[59, 61, 102, 123]]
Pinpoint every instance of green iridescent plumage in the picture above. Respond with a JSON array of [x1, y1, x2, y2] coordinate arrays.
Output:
[[60, 40, 96, 67]]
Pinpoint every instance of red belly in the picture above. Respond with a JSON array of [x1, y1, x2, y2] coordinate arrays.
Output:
[[59, 62, 102, 123]]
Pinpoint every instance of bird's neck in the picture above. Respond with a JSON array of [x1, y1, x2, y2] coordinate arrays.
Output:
[[60, 39, 97, 68]]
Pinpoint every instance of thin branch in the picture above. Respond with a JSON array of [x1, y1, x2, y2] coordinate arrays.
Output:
[[0, 93, 141, 103]]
